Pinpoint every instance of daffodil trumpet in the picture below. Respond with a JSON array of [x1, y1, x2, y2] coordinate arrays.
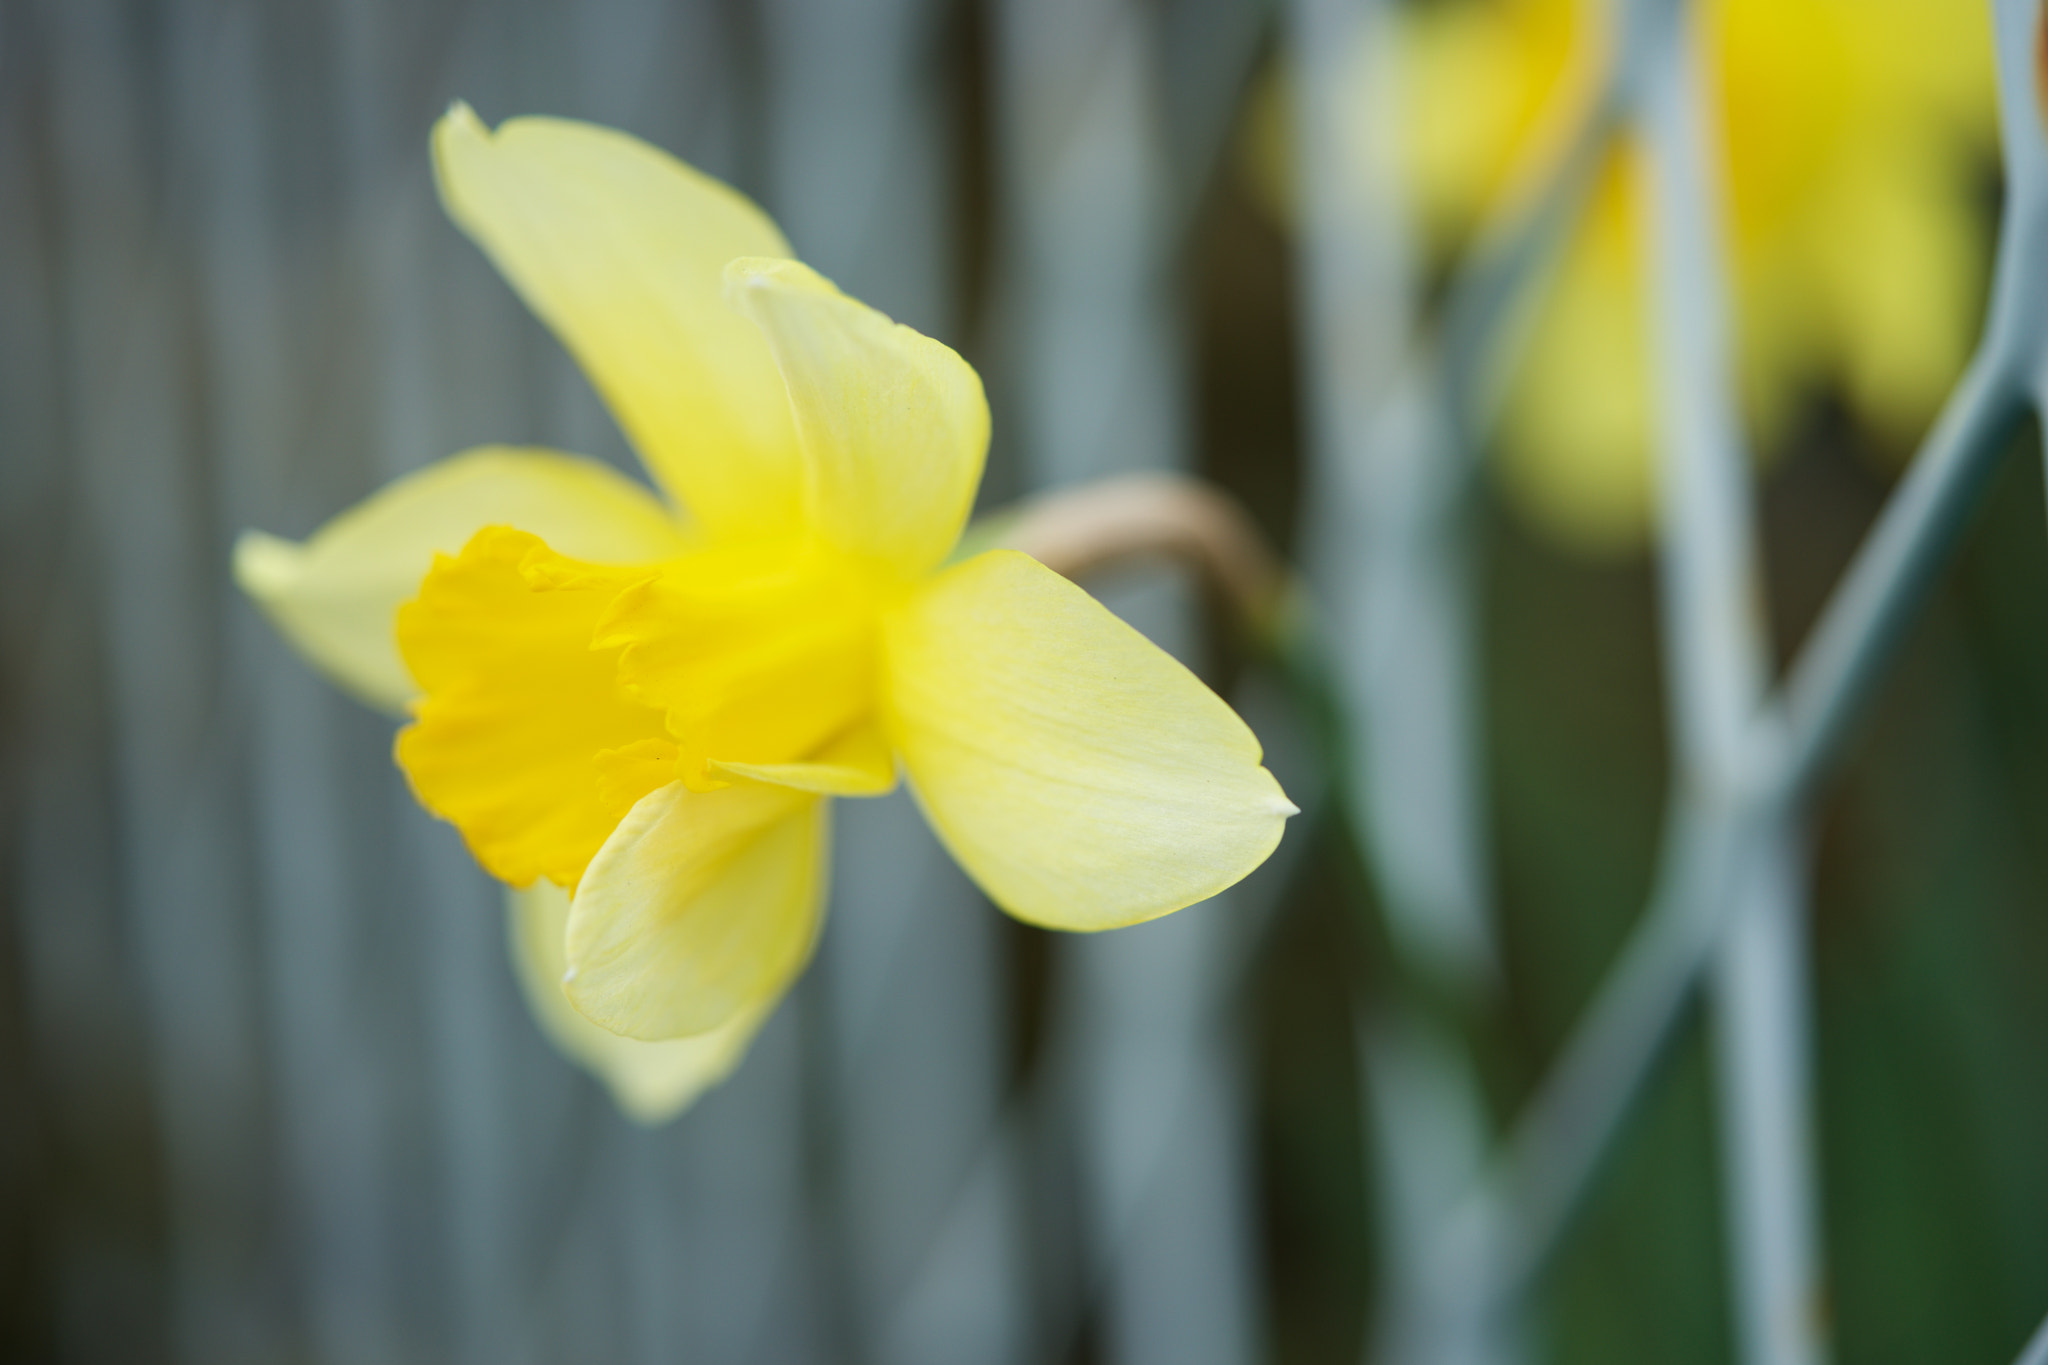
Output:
[[236, 105, 1294, 1122]]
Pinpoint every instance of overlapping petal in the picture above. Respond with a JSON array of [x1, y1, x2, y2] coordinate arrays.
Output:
[[726, 259, 989, 578], [712, 723, 898, 796], [433, 105, 806, 540], [507, 882, 772, 1123], [593, 543, 880, 789], [883, 550, 1295, 931], [395, 528, 670, 887], [233, 447, 686, 711], [566, 781, 826, 1040]]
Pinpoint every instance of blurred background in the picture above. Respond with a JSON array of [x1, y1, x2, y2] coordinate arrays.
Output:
[[3, 0, 2047, 1362]]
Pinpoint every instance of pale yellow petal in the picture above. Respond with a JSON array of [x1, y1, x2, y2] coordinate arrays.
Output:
[[725, 258, 989, 577], [713, 722, 898, 796], [234, 446, 688, 712], [882, 550, 1294, 931], [566, 782, 826, 1040], [507, 881, 770, 1124], [432, 104, 805, 540]]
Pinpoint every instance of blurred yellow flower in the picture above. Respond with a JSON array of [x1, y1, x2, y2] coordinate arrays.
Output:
[[1418, 0, 1997, 554], [237, 106, 1293, 1121], [1255, 0, 1997, 555]]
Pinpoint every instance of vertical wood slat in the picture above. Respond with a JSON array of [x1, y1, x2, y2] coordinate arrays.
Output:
[[3, 10, 191, 1356], [43, 3, 287, 1361], [410, 4, 827, 1361], [167, 0, 824, 1357], [760, 2, 1031, 1362], [335, 0, 506, 1357], [993, 0, 1264, 1360], [489, 6, 829, 1361], [1283, 0, 1514, 1361]]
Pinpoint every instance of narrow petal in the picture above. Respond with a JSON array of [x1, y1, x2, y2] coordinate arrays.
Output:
[[566, 782, 827, 1040], [507, 882, 770, 1124], [713, 722, 898, 796], [395, 528, 671, 888], [234, 446, 686, 712], [883, 550, 1295, 931], [433, 104, 806, 540], [726, 259, 988, 577]]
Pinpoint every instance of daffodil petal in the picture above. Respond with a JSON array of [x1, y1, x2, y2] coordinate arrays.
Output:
[[725, 258, 989, 577], [234, 446, 688, 712], [883, 550, 1295, 931], [507, 881, 770, 1124], [432, 104, 805, 540], [713, 723, 898, 796], [566, 782, 826, 1040]]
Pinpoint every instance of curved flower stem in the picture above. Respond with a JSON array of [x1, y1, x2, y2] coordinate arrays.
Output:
[[999, 472, 1292, 638]]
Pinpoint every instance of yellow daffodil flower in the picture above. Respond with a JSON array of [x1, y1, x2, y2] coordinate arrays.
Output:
[[1248, 0, 1996, 555], [236, 106, 1294, 1121], [1411, 0, 1997, 555]]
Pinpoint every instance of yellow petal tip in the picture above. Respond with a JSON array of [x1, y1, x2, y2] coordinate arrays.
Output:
[[506, 883, 772, 1125], [436, 99, 489, 146], [721, 256, 829, 308], [431, 101, 497, 217], [232, 529, 302, 602]]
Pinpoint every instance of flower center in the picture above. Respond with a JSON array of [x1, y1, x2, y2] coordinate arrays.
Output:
[[593, 537, 885, 792], [394, 526, 883, 890]]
